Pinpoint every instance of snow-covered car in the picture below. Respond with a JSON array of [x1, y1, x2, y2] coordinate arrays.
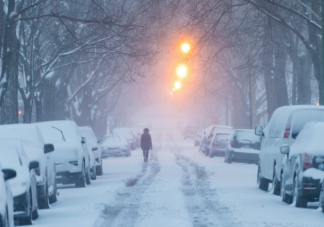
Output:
[[112, 128, 136, 150], [0, 140, 39, 225], [194, 130, 203, 147], [35, 121, 92, 188], [183, 125, 199, 139], [202, 125, 232, 156], [224, 129, 261, 164], [79, 126, 103, 176], [0, 163, 16, 227], [255, 105, 324, 195], [208, 132, 230, 158], [0, 124, 56, 209], [280, 122, 324, 208], [101, 134, 131, 158]]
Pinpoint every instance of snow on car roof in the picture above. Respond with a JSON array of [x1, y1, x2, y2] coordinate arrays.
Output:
[[36, 120, 81, 142], [290, 121, 324, 156], [0, 124, 44, 144], [264, 105, 324, 137]]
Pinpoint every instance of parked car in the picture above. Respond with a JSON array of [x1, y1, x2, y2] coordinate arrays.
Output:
[[101, 134, 131, 158], [183, 126, 199, 139], [0, 124, 56, 209], [280, 122, 324, 208], [320, 179, 324, 213], [112, 128, 136, 150], [224, 129, 261, 164], [202, 125, 232, 156], [0, 163, 16, 227], [255, 105, 324, 195], [0, 140, 39, 225], [35, 121, 91, 188], [79, 126, 103, 176], [208, 133, 230, 158], [194, 130, 203, 147]]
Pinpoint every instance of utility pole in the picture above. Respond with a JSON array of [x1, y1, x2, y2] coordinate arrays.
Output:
[[226, 85, 228, 126], [322, 0, 324, 105], [248, 62, 253, 129]]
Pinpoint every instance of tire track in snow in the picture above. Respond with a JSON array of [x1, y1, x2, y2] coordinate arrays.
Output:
[[94, 136, 162, 227], [168, 136, 238, 227]]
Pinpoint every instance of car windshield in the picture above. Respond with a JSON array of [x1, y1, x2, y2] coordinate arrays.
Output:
[[81, 130, 97, 146], [0, 125, 42, 143], [0, 147, 21, 168]]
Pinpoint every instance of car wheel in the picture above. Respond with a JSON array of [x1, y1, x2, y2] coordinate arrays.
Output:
[[272, 168, 281, 195], [226, 152, 232, 164], [96, 162, 103, 176], [91, 166, 97, 180], [39, 179, 50, 209], [281, 173, 292, 204], [320, 187, 324, 213], [86, 167, 91, 185], [19, 191, 33, 225], [257, 165, 269, 191], [49, 178, 57, 204], [75, 161, 86, 188], [293, 176, 307, 208], [32, 206, 39, 220]]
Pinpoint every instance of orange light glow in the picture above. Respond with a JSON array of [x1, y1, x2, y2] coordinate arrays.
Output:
[[317, 102, 320, 106], [173, 88, 175, 91], [18, 110, 22, 115], [176, 64, 188, 79], [170, 92, 173, 96], [174, 81, 181, 90], [181, 42, 191, 54]]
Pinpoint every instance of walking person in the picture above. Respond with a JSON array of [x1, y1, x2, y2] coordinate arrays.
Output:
[[141, 128, 152, 162]]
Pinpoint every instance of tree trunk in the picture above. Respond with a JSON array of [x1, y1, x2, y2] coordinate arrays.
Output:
[[23, 100, 32, 123], [1, 37, 19, 124]]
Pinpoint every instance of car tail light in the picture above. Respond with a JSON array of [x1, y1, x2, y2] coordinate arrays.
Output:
[[230, 141, 234, 148], [302, 153, 313, 168], [212, 143, 219, 146], [283, 124, 290, 138]]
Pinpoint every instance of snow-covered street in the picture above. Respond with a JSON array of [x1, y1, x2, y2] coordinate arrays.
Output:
[[33, 130, 323, 227]]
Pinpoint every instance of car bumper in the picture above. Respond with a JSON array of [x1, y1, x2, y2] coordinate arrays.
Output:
[[229, 150, 258, 163], [298, 177, 321, 198], [210, 148, 226, 156], [13, 192, 30, 218], [56, 171, 82, 184], [102, 148, 127, 157], [55, 158, 82, 174]]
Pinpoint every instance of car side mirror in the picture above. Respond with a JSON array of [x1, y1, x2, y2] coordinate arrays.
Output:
[[97, 137, 101, 144], [81, 137, 86, 144], [280, 145, 290, 155], [92, 147, 98, 151], [255, 125, 264, 137], [29, 161, 39, 170], [44, 144, 54, 153], [2, 169, 16, 181]]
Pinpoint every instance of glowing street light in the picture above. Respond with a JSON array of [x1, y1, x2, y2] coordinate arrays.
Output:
[[176, 64, 188, 79], [181, 42, 191, 54], [174, 81, 182, 90]]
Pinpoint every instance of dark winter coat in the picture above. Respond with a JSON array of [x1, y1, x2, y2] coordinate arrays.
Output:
[[141, 131, 152, 150]]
